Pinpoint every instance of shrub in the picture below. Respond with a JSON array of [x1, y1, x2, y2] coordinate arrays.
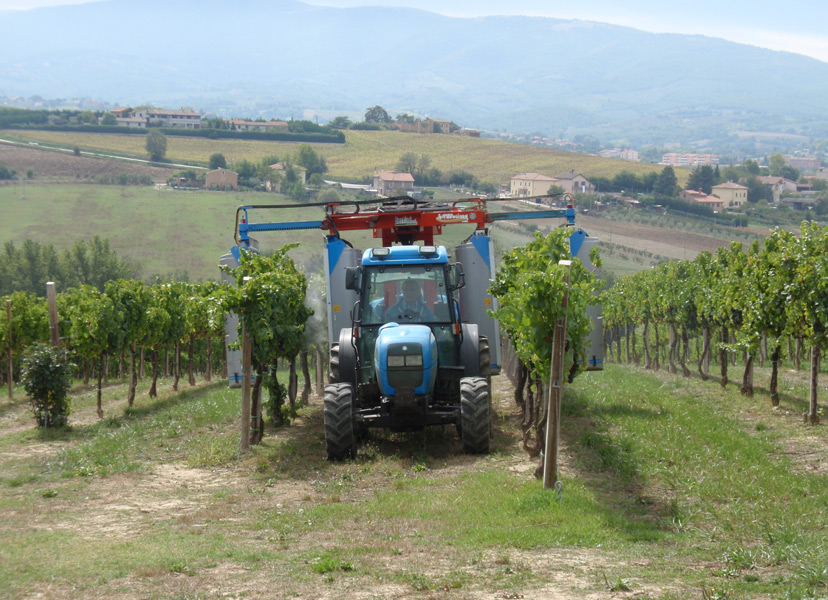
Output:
[[21, 343, 75, 428]]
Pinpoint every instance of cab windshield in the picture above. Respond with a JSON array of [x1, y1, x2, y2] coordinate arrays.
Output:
[[362, 264, 451, 325]]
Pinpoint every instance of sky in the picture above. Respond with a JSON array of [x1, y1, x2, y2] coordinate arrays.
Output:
[[2, 0, 827, 63]]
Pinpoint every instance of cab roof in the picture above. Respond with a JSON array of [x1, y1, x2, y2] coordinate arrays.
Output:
[[362, 245, 449, 266]]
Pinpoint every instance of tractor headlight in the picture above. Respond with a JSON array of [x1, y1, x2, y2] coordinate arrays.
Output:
[[405, 355, 422, 366], [388, 355, 405, 367]]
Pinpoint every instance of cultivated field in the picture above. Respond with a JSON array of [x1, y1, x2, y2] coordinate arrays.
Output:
[[3, 129, 666, 183], [1, 363, 826, 599], [0, 142, 177, 181]]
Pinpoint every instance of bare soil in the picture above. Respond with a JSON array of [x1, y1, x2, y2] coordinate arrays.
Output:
[[0, 141, 176, 181], [0, 377, 661, 600]]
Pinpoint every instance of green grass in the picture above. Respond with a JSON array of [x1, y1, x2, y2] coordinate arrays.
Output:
[[1, 364, 827, 598], [0, 183, 547, 281]]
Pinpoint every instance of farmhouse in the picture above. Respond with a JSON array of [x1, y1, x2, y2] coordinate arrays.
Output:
[[374, 171, 415, 196], [711, 182, 748, 208], [205, 168, 238, 190], [509, 173, 557, 197], [757, 176, 797, 203], [229, 119, 289, 132], [132, 108, 202, 129], [554, 170, 594, 195], [680, 189, 723, 211]]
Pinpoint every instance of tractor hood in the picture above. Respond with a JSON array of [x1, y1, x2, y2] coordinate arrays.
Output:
[[374, 323, 437, 396]]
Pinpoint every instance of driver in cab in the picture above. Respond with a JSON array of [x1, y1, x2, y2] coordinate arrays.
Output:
[[385, 278, 434, 322]]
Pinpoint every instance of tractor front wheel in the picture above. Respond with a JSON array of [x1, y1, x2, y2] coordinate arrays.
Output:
[[459, 376, 490, 454]]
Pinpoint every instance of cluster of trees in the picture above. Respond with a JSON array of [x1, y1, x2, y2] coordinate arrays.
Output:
[[201, 117, 336, 136], [168, 144, 329, 199], [602, 223, 828, 425], [327, 106, 459, 133], [2, 280, 226, 419], [589, 166, 677, 197], [392, 151, 496, 194], [0, 237, 139, 297], [3, 246, 317, 437]]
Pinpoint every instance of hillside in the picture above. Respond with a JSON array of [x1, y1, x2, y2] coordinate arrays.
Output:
[[2, 129, 664, 184], [3, 0, 828, 147]]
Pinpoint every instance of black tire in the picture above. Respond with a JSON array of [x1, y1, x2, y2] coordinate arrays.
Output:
[[460, 376, 490, 454], [478, 336, 493, 439], [328, 343, 340, 383], [478, 336, 491, 378], [324, 383, 356, 460]]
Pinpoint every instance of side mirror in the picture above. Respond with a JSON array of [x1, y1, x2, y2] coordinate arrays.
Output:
[[345, 266, 361, 291], [448, 263, 465, 291]]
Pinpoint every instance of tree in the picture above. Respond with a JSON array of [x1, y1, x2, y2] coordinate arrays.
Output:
[[781, 164, 800, 181], [653, 166, 678, 197], [743, 160, 760, 175], [317, 189, 340, 204], [295, 144, 327, 177], [612, 171, 639, 194], [396, 152, 418, 174], [364, 105, 392, 124], [101, 112, 117, 126], [415, 154, 431, 180], [768, 153, 787, 176], [744, 176, 773, 204], [686, 165, 715, 194], [77, 110, 97, 125], [145, 129, 167, 162], [209, 153, 227, 170], [328, 116, 351, 129]]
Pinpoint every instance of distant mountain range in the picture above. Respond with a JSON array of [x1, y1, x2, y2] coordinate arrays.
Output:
[[3, 0, 828, 149]]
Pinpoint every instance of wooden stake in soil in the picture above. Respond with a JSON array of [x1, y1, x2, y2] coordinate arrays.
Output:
[[6, 299, 12, 399], [240, 277, 253, 453], [46, 282, 60, 347], [543, 260, 571, 491]]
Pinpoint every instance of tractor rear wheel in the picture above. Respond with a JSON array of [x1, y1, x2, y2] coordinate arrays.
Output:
[[328, 343, 340, 383], [460, 376, 490, 454], [324, 382, 356, 460]]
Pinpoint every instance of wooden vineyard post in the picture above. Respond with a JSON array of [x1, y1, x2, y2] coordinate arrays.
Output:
[[46, 282, 60, 348], [543, 260, 571, 491], [6, 299, 12, 399], [240, 277, 253, 454]]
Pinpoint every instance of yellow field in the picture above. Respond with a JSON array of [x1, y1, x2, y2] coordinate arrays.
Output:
[[8, 129, 670, 184]]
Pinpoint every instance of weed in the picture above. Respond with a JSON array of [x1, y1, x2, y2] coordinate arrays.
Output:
[[796, 562, 828, 589], [722, 546, 759, 571], [310, 555, 355, 575], [603, 573, 632, 591], [700, 586, 735, 600]]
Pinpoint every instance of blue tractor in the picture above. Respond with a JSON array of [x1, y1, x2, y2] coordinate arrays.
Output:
[[223, 197, 602, 460]]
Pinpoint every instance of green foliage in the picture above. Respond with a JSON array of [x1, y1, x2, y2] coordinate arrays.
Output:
[[0, 236, 138, 297], [653, 165, 678, 197], [145, 129, 167, 161], [20, 343, 74, 427], [209, 153, 227, 169], [364, 105, 392, 124], [295, 143, 327, 177], [0, 291, 50, 358], [100, 113, 117, 126], [220, 247, 312, 419], [490, 228, 602, 381], [0, 163, 16, 180], [396, 151, 418, 174], [686, 165, 716, 194]]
